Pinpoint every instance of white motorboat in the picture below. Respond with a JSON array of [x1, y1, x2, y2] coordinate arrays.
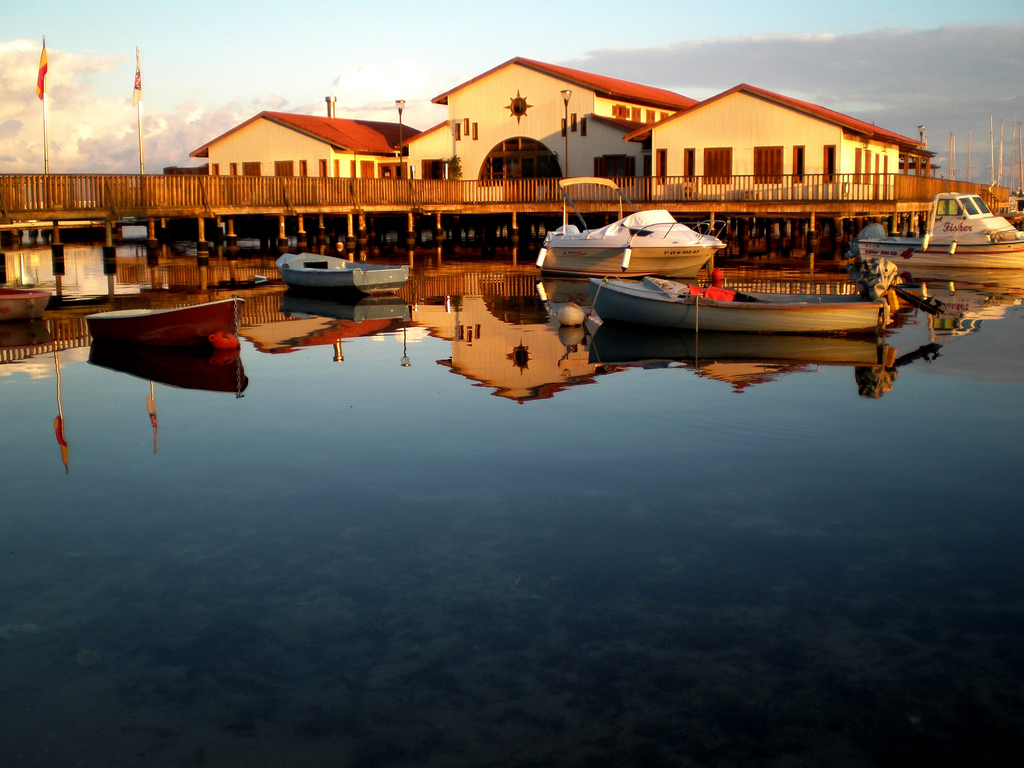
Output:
[[853, 192, 1024, 269], [536, 177, 726, 279], [589, 277, 888, 334], [276, 253, 409, 294]]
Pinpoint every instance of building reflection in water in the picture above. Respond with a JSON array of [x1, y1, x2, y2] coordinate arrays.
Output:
[[412, 292, 600, 402]]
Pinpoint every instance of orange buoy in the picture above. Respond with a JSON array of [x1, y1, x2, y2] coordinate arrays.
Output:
[[209, 330, 240, 350], [711, 268, 725, 287]]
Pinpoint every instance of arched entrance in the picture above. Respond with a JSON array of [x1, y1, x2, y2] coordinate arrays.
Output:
[[479, 137, 562, 181]]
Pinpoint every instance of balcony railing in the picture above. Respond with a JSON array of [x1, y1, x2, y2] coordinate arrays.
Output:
[[0, 173, 999, 222]]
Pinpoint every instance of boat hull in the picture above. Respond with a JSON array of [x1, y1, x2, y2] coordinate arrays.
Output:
[[86, 298, 241, 346], [590, 322, 888, 366], [540, 244, 718, 279], [89, 343, 248, 393], [590, 278, 886, 334], [277, 254, 409, 293], [857, 238, 1024, 269], [0, 288, 51, 321]]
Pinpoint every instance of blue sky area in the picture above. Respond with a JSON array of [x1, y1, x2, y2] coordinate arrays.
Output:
[[2, 0, 1022, 179]]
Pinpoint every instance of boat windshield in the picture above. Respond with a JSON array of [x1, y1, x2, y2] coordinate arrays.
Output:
[[961, 197, 980, 216], [969, 195, 991, 215], [936, 198, 963, 216]]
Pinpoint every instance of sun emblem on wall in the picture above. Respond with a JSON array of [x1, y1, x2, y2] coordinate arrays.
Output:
[[506, 90, 532, 123]]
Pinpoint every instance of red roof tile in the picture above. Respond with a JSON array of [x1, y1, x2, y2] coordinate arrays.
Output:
[[191, 111, 421, 158], [432, 57, 695, 112]]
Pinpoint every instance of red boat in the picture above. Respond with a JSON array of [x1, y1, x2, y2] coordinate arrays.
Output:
[[86, 298, 242, 346], [0, 288, 51, 322]]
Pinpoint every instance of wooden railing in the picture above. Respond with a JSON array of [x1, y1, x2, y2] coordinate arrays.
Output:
[[0, 172, 1001, 223]]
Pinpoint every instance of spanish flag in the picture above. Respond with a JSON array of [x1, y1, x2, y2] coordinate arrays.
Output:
[[36, 40, 47, 100], [132, 48, 142, 107]]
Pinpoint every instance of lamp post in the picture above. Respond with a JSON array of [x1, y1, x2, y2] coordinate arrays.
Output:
[[395, 99, 406, 178], [561, 89, 572, 178]]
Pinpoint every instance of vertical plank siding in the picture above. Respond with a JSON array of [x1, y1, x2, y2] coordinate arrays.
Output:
[[0, 173, 1003, 222]]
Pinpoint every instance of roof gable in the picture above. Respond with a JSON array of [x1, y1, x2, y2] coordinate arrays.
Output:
[[191, 111, 421, 158], [432, 57, 695, 112], [628, 83, 927, 152]]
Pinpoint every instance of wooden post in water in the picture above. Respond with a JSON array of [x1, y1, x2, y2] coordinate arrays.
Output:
[[406, 211, 415, 251], [102, 221, 116, 297], [317, 214, 327, 254], [346, 213, 356, 254], [434, 212, 444, 252], [358, 214, 368, 259], [225, 217, 237, 250], [276, 215, 288, 253], [511, 212, 519, 265], [807, 212, 817, 261], [51, 221, 64, 298], [296, 214, 306, 250], [196, 217, 209, 259]]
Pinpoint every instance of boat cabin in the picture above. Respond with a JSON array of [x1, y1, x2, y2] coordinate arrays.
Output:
[[934, 194, 991, 218], [927, 193, 1022, 244]]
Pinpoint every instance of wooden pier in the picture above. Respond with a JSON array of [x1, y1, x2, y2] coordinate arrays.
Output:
[[0, 172, 1008, 257]]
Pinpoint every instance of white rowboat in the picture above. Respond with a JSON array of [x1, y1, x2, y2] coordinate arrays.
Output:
[[277, 253, 409, 294]]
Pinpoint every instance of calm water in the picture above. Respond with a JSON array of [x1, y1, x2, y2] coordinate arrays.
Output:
[[2, 242, 1023, 767]]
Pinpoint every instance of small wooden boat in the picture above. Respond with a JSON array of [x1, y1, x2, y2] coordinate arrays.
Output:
[[86, 298, 242, 346], [276, 253, 409, 294], [589, 277, 888, 334], [0, 287, 51, 321]]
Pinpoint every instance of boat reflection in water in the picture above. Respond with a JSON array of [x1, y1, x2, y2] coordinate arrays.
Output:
[[1, 319, 52, 364], [897, 267, 1024, 338], [589, 322, 904, 397], [280, 293, 410, 323], [244, 294, 411, 357], [88, 343, 249, 395]]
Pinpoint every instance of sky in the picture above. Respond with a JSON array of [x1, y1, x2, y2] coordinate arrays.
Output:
[[2, 0, 1023, 185]]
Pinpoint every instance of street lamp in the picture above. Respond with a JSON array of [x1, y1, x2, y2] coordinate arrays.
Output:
[[396, 99, 406, 178], [560, 89, 572, 177]]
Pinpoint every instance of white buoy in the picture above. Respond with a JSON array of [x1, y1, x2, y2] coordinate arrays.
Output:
[[621, 246, 632, 272], [557, 301, 585, 326], [535, 247, 548, 268], [557, 324, 585, 347]]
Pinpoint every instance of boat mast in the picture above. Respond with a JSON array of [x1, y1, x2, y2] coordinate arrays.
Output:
[[990, 115, 995, 186]]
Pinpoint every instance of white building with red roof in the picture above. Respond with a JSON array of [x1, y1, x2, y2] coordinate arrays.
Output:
[[189, 108, 419, 178], [409, 57, 696, 181], [626, 83, 932, 187]]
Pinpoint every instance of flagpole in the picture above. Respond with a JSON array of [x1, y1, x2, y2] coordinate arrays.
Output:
[[137, 101, 145, 175], [39, 36, 49, 174], [42, 93, 49, 174], [134, 47, 145, 175]]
